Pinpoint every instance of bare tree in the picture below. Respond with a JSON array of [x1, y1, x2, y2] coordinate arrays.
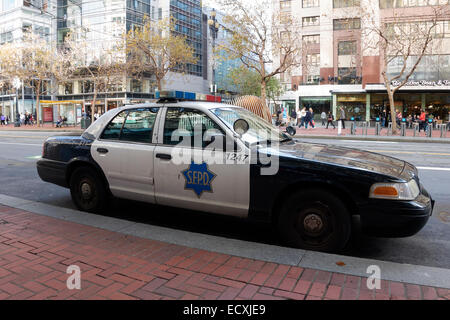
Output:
[[362, 5, 448, 133], [0, 31, 76, 126], [218, 0, 302, 106], [64, 33, 127, 121], [124, 16, 198, 92]]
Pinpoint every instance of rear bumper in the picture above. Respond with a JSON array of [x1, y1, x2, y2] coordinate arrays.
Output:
[[359, 186, 434, 237], [36, 159, 69, 188]]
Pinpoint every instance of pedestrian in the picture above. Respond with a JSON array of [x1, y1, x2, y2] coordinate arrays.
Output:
[[0, 114, 4, 125], [296, 108, 302, 126], [290, 108, 297, 127], [339, 106, 346, 129], [298, 107, 307, 128], [20, 113, 25, 125], [305, 108, 315, 129], [321, 111, 327, 126], [419, 110, 426, 132], [396, 110, 402, 126], [326, 111, 335, 129]]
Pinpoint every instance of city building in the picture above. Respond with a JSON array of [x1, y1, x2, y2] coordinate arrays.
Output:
[[0, 0, 54, 121], [273, 0, 450, 123]]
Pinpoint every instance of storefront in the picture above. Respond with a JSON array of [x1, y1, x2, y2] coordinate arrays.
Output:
[[299, 97, 332, 117]]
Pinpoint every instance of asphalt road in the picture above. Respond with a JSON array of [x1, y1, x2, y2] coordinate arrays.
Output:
[[0, 131, 449, 269]]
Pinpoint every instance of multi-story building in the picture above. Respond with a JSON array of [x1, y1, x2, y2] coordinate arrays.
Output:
[[274, 0, 450, 123], [0, 0, 53, 121]]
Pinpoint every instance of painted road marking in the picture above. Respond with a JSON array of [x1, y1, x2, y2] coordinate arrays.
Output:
[[0, 142, 42, 146], [0, 134, 49, 139], [26, 156, 42, 160], [417, 167, 450, 172]]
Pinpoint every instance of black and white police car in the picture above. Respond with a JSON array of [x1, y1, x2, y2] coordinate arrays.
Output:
[[37, 99, 434, 252]]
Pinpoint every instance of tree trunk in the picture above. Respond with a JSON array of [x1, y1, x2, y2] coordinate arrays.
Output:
[[260, 80, 267, 107], [35, 81, 41, 127], [387, 89, 397, 134], [157, 77, 162, 92]]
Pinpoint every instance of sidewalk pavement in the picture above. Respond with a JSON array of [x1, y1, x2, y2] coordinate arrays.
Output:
[[0, 202, 448, 300], [0, 123, 83, 133], [283, 125, 450, 143]]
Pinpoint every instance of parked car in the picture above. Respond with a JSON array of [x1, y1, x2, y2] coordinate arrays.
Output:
[[37, 99, 434, 252]]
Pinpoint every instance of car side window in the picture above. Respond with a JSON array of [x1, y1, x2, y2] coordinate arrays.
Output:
[[101, 111, 128, 140], [120, 108, 158, 143], [163, 108, 224, 148], [100, 108, 159, 143]]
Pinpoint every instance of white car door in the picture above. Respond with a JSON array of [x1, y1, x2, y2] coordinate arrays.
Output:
[[153, 106, 250, 218], [91, 107, 160, 203]]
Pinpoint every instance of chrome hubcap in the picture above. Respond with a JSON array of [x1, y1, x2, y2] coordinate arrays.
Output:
[[303, 214, 323, 233], [80, 182, 92, 200]]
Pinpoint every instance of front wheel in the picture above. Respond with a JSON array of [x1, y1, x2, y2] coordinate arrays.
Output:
[[69, 166, 107, 213], [277, 189, 351, 252]]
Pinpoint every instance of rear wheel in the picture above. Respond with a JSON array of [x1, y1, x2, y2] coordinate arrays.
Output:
[[277, 189, 351, 252], [69, 166, 107, 213]]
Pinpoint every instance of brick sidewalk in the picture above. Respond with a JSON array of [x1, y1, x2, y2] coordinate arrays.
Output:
[[0, 204, 448, 300]]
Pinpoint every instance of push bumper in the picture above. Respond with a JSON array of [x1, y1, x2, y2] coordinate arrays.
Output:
[[36, 159, 69, 188], [359, 185, 434, 237]]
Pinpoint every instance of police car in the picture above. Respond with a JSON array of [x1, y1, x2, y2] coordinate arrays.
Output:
[[37, 99, 434, 252]]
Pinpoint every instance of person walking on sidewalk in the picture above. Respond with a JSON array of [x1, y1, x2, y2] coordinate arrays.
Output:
[[321, 111, 327, 126], [326, 111, 335, 129], [0, 114, 5, 125], [339, 106, 346, 129], [290, 108, 297, 127], [298, 107, 307, 128], [305, 108, 315, 129]]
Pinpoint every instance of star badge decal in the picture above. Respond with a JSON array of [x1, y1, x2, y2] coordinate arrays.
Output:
[[181, 161, 216, 198]]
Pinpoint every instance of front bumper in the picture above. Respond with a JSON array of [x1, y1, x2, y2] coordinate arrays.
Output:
[[359, 185, 434, 237]]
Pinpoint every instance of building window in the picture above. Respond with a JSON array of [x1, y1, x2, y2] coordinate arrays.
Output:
[[303, 0, 319, 7], [306, 75, 320, 84], [131, 79, 142, 93], [307, 53, 320, 66], [303, 16, 320, 27], [64, 83, 73, 95], [333, 18, 361, 30], [338, 67, 358, 84], [380, 0, 449, 9], [280, 12, 291, 24], [338, 41, 357, 55], [280, 0, 291, 10], [333, 0, 360, 8], [303, 34, 320, 44], [2, 0, 15, 11]]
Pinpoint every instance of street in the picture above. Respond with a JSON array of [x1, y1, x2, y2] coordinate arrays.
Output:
[[0, 131, 449, 269]]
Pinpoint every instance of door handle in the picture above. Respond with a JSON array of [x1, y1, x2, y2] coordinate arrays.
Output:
[[156, 153, 172, 161], [97, 148, 109, 154]]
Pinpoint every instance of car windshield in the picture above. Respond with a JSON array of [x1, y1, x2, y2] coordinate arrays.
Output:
[[211, 107, 291, 144]]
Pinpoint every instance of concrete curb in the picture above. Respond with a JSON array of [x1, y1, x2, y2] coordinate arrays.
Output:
[[294, 135, 450, 144], [1, 193, 449, 289]]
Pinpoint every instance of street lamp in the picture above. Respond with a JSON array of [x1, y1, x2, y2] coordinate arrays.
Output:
[[208, 9, 220, 100], [13, 77, 21, 127]]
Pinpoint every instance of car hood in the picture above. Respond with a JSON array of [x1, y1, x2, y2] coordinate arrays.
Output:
[[273, 140, 407, 179]]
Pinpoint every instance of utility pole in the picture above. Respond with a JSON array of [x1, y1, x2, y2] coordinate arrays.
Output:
[[208, 9, 219, 101]]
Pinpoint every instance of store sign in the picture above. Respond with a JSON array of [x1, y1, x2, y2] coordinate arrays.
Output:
[[391, 80, 450, 87]]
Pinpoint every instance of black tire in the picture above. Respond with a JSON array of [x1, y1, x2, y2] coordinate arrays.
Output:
[[277, 189, 351, 252], [69, 166, 107, 213]]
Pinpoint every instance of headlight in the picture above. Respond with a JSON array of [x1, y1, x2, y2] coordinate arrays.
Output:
[[369, 180, 420, 200]]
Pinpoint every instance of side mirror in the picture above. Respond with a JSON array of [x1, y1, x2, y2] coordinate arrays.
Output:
[[233, 119, 250, 136], [285, 126, 296, 137]]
